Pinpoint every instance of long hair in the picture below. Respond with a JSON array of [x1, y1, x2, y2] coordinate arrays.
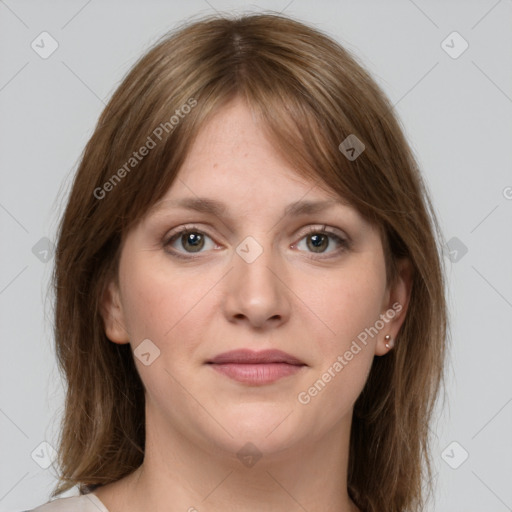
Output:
[[51, 13, 447, 512]]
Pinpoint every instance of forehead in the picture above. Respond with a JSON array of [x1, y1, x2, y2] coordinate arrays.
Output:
[[179, 99, 295, 177], [163, 98, 340, 203], [143, 97, 370, 230]]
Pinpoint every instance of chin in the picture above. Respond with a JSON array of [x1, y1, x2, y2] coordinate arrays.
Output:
[[207, 406, 303, 452]]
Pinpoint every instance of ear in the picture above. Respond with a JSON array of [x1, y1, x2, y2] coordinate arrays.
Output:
[[100, 278, 130, 344], [375, 258, 413, 356]]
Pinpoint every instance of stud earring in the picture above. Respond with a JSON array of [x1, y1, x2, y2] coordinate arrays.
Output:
[[384, 334, 394, 349]]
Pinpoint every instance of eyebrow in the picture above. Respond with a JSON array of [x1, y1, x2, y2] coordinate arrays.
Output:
[[149, 197, 345, 218]]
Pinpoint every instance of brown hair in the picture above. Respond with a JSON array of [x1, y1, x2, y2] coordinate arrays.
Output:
[[51, 12, 447, 512]]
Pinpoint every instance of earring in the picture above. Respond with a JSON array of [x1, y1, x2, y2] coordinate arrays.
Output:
[[384, 334, 394, 349]]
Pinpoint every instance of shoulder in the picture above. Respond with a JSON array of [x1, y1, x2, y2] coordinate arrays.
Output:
[[26, 493, 110, 512]]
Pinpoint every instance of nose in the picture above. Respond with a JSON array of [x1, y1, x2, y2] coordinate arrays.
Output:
[[222, 238, 292, 330]]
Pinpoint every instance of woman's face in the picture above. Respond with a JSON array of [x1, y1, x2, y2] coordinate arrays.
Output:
[[102, 97, 410, 462]]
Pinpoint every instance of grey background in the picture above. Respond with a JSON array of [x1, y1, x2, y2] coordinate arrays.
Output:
[[1, 0, 511, 511]]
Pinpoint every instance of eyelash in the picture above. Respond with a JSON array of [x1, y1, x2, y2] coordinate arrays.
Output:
[[162, 224, 350, 261]]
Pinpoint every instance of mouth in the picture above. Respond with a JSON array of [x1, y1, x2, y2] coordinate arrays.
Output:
[[206, 349, 307, 385]]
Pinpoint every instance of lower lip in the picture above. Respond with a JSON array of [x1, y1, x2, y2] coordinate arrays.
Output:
[[209, 363, 304, 385]]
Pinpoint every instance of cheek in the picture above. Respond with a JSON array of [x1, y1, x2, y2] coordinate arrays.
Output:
[[118, 253, 216, 355], [296, 257, 388, 348], [293, 266, 385, 420]]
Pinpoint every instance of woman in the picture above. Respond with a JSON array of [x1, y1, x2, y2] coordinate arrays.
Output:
[[29, 12, 447, 512]]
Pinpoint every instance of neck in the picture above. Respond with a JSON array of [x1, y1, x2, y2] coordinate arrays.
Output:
[[110, 408, 358, 512], [123, 412, 357, 512]]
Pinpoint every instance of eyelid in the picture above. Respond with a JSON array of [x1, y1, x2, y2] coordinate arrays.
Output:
[[296, 224, 349, 243]]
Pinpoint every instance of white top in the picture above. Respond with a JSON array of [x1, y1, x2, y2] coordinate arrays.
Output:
[[28, 494, 110, 512]]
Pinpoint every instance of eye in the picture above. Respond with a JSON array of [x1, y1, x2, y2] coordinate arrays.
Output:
[[293, 225, 350, 259], [163, 226, 217, 258], [163, 224, 350, 260]]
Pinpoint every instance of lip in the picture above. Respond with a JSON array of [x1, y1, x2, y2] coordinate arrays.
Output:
[[207, 349, 305, 365], [206, 349, 307, 385]]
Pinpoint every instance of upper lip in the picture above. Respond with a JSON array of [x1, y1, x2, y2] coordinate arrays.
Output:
[[207, 349, 306, 366]]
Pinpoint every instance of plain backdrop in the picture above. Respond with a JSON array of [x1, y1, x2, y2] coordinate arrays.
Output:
[[1, 1, 511, 511]]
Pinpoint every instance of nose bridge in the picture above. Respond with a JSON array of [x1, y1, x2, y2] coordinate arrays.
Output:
[[234, 233, 281, 300], [223, 233, 290, 327]]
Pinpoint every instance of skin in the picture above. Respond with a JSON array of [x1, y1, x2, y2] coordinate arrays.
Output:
[[96, 97, 412, 512]]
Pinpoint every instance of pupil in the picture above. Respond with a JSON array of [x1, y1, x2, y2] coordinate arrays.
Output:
[[184, 232, 203, 252], [309, 234, 327, 252]]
